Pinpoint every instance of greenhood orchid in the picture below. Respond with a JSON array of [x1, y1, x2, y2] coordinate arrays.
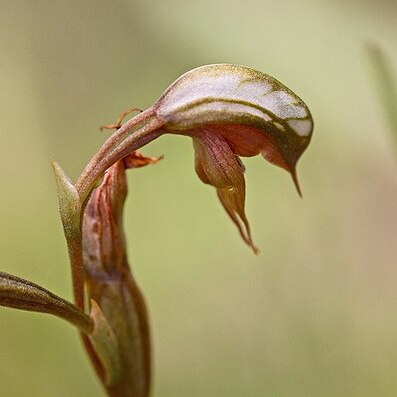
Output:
[[1, 64, 314, 397], [77, 64, 313, 253], [156, 64, 313, 252]]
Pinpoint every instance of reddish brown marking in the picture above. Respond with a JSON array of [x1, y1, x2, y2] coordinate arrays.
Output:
[[122, 151, 163, 169]]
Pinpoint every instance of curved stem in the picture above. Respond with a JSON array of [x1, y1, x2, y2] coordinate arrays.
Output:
[[75, 107, 164, 203]]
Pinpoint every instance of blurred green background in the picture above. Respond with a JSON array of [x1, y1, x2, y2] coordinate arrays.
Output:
[[1, 1, 397, 396]]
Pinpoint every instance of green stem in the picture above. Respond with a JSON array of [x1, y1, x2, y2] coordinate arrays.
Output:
[[67, 235, 85, 310]]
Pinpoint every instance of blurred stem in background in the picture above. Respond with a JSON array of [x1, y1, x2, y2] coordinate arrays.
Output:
[[367, 44, 397, 143]]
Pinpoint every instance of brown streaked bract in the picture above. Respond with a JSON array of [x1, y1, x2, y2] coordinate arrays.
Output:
[[81, 152, 161, 397]]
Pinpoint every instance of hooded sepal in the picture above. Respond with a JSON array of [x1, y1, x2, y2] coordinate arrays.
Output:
[[155, 63, 313, 184]]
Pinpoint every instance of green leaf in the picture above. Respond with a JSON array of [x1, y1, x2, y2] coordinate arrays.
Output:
[[0, 271, 92, 333], [52, 161, 82, 238]]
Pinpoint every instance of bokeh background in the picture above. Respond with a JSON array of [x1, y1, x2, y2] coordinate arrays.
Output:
[[1, 1, 397, 396]]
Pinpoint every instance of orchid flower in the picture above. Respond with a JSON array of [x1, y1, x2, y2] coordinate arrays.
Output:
[[76, 64, 313, 253], [52, 64, 313, 395], [0, 64, 314, 397]]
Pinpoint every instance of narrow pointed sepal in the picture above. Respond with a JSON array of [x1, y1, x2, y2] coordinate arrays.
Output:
[[193, 132, 258, 254], [217, 186, 259, 254], [290, 167, 302, 198]]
